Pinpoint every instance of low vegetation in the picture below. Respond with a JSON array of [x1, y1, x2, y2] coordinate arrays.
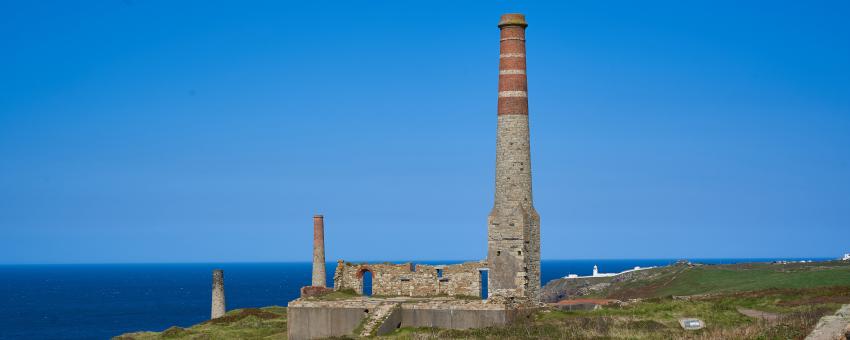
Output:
[[543, 260, 850, 302], [611, 261, 850, 299], [115, 261, 850, 339], [374, 287, 847, 339], [114, 306, 287, 340], [306, 288, 359, 301]]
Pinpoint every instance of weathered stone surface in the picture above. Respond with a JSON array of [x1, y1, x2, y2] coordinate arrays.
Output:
[[488, 13, 540, 305], [376, 304, 404, 336], [300, 286, 333, 298], [359, 302, 400, 337], [286, 304, 370, 340], [334, 260, 485, 298], [211, 269, 225, 319], [678, 318, 706, 330], [312, 215, 326, 288], [287, 297, 525, 339], [287, 13, 544, 338], [806, 304, 850, 340]]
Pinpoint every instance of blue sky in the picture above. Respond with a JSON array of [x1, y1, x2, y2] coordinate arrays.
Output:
[[1, 1, 849, 264]]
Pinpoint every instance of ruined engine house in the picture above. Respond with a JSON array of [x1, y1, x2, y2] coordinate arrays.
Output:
[[288, 13, 542, 340], [313, 13, 540, 305], [333, 261, 486, 298]]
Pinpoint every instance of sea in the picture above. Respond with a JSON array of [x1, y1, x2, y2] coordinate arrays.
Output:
[[0, 258, 829, 339]]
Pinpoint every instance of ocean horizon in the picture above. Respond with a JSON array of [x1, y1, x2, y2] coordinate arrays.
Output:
[[0, 258, 832, 339]]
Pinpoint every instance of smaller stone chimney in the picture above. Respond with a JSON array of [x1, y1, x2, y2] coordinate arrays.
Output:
[[211, 269, 226, 319], [312, 214, 327, 287]]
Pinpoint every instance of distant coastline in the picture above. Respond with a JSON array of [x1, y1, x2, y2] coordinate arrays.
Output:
[[0, 257, 839, 339]]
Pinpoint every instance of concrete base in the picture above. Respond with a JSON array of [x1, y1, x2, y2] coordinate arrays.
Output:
[[375, 305, 403, 336], [299, 286, 333, 298], [287, 304, 369, 340], [288, 298, 527, 340], [401, 303, 511, 329]]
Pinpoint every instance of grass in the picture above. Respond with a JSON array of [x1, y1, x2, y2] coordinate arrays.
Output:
[[115, 261, 850, 339], [654, 263, 850, 297], [113, 306, 287, 340], [601, 261, 850, 299], [306, 288, 360, 301], [374, 287, 845, 339], [115, 287, 847, 339]]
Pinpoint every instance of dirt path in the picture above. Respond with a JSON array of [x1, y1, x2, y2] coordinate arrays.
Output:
[[736, 307, 781, 322], [805, 304, 850, 340]]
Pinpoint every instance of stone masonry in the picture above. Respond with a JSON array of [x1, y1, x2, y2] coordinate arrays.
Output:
[[312, 214, 326, 287], [288, 297, 518, 340], [288, 14, 543, 339], [211, 269, 226, 319], [487, 13, 541, 304], [334, 260, 485, 297]]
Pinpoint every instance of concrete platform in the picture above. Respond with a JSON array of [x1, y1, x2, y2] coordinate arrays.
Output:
[[287, 297, 526, 340]]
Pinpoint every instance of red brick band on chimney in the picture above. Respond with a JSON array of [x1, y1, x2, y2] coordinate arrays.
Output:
[[498, 14, 528, 116]]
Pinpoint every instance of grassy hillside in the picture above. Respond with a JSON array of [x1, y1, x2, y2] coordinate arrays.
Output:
[[384, 287, 847, 339], [543, 260, 850, 301], [615, 261, 850, 298], [115, 307, 287, 340], [115, 261, 850, 339], [116, 287, 848, 339]]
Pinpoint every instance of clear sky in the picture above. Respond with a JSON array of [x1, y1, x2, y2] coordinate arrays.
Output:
[[1, 1, 849, 264]]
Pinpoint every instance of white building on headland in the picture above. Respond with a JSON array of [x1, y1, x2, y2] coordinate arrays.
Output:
[[591, 265, 617, 277], [563, 265, 657, 279], [843, 253, 850, 261]]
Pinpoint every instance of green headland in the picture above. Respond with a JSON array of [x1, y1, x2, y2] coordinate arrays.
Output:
[[115, 260, 850, 339]]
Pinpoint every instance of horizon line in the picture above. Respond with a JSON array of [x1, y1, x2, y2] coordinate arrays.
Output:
[[0, 256, 838, 266]]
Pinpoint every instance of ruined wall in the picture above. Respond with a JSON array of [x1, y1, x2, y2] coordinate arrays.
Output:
[[287, 299, 524, 340], [334, 260, 485, 298], [287, 304, 370, 340]]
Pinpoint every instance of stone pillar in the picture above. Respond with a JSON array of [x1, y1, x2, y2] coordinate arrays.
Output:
[[312, 214, 327, 287], [487, 13, 541, 303], [211, 269, 226, 319]]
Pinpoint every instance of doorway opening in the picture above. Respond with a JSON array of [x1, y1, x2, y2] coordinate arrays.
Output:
[[362, 270, 373, 296], [479, 269, 489, 299]]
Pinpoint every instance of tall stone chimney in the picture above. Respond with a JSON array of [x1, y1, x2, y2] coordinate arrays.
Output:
[[211, 269, 226, 319], [487, 13, 541, 303], [312, 214, 327, 287]]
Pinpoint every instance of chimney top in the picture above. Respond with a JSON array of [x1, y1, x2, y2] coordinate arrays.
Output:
[[313, 214, 323, 219], [498, 13, 527, 28]]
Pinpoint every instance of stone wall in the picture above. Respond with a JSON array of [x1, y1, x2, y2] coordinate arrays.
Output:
[[333, 260, 486, 298], [287, 299, 524, 340], [400, 303, 514, 330], [287, 302, 375, 340]]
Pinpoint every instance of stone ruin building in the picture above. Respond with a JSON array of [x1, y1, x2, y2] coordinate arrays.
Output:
[[288, 14, 542, 339], [324, 11, 539, 306], [333, 261, 486, 298]]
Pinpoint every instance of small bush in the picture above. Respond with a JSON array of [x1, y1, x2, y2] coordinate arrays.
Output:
[[627, 320, 667, 331], [206, 309, 279, 325], [160, 326, 191, 338]]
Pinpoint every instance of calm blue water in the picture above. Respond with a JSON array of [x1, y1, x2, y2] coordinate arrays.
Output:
[[0, 258, 828, 339]]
